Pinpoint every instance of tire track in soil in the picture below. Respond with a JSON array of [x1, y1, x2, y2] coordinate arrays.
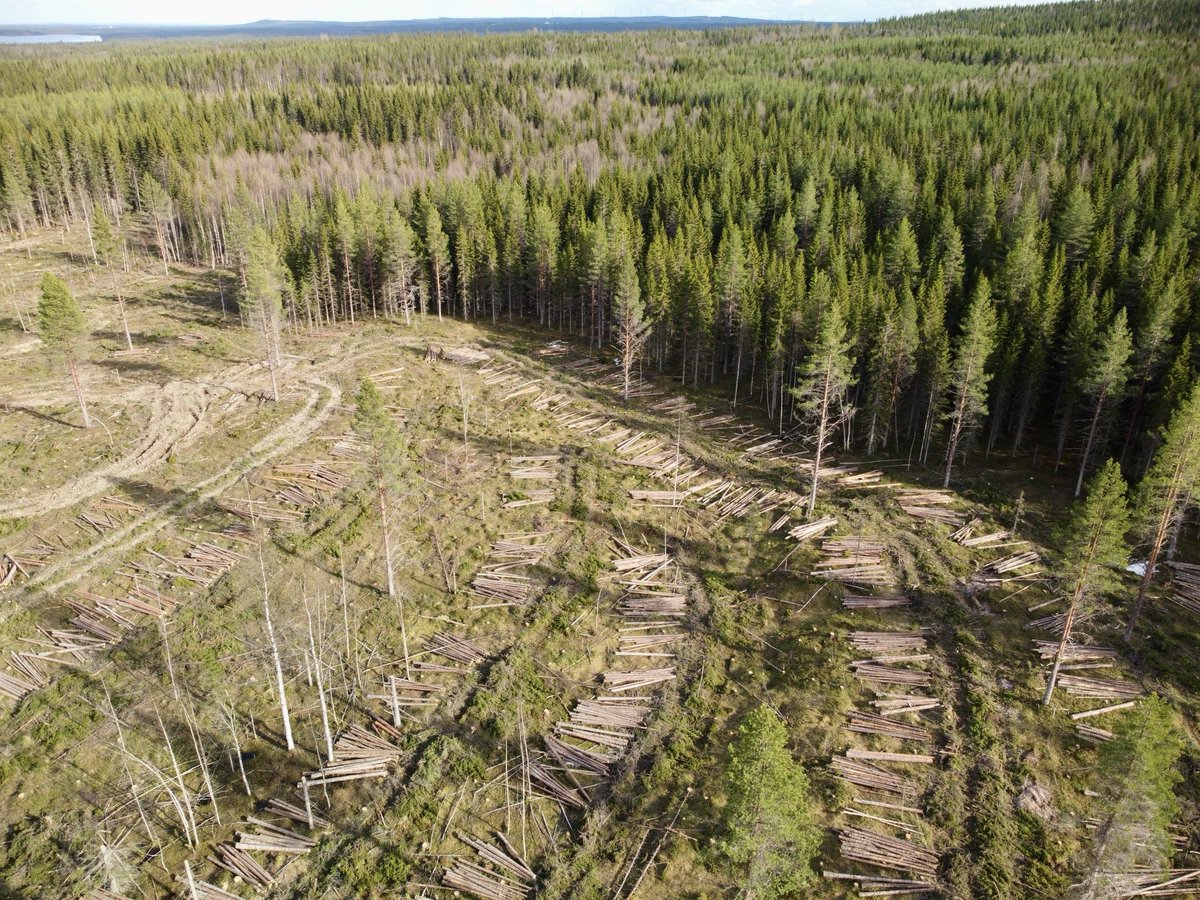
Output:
[[3, 372, 341, 608]]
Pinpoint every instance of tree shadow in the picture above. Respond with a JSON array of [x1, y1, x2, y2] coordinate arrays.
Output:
[[1, 403, 80, 429]]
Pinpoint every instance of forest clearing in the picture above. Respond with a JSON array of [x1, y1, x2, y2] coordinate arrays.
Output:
[[2, 2, 1200, 898]]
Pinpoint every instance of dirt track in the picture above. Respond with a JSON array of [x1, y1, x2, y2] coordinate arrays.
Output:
[[0, 362, 264, 519]]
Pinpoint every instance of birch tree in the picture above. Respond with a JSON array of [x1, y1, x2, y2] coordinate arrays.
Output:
[[1125, 382, 1200, 640], [1043, 459, 1128, 704], [792, 279, 855, 516], [38, 273, 91, 428], [942, 275, 997, 488]]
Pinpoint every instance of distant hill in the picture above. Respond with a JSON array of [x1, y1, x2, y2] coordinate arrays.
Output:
[[0, 16, 819, 41]]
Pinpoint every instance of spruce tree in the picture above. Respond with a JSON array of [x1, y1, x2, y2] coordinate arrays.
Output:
[[1125, 382, 1200, 640], [1043, 459, 1129, 703], [792, 278, 855, 516], [942, 276, 997, 487], [721, 705, 820, 899]]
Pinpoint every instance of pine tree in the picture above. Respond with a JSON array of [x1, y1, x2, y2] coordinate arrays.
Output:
[[942, 276, 997, 487], [1043, 459, 1128, 704], [38, 273, 91, 428], [792, 277, 855, 516], [720, 705, 820, 900], [423, 201, 451, 321], [1125, 383, 1200, 640]]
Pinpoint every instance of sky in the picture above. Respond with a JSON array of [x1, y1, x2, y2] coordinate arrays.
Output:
[[0, 0, 1059, 26]]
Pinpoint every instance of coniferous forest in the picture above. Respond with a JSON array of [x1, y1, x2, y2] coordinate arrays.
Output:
[[1, 2, 1200, 898]]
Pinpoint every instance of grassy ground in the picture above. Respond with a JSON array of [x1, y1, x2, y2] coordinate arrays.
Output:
[[0, 226, 1197, 899]]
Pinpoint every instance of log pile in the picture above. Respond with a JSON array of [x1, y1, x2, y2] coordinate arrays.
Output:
[[1092, 869, 1200, 896], [1168, 561, 1200, 616], [787, 513, 835, 542], [504, 489, 555, 508], [838, 470, 885, 487], [850, 631, 928, 654], [829, 756, 920, 796], [217, 497, 303, 525], [950, 518, 1012, 548], [835, 827, 940, 881], [263, 797, 329, 829], [0, 652, 48, 702], [976, 550, 1041, 583], [844, 595, 911, 609], [1, 538, 57, 589], [822, 871, 937, 895], [845, 711, 932, 743], [441, 346, 492, 366], [507, 455, 557, 480], [470, 532, 551, 608], [1032, 642, 1116, 662], [897, 489, 964, 526], [301, 723, 402, 786], [812, 537, 894, 587], [233, 819, 315, 855], [1056, 674, 1142, 700], [443, 832, 535, 900], [321, 431, 366, 461], [267, 462, 350, 507], [426, 631, 486, 665], [210, 842, 275, 888]]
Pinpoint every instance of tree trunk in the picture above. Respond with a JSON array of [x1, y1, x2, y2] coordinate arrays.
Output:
[[67, 352, 92, 428]]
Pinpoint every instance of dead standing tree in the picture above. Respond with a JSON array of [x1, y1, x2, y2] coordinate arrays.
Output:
[[613, 244, 652, 400], [259, 548, 295, 752]]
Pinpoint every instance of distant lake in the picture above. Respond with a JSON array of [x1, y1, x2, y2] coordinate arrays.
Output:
[[0, 34, 102, 44]]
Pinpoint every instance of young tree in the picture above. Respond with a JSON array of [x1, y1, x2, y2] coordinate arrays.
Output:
[[354, 379, 413, 673], [942, 276, 997, 488], [1125, 383, 1200, 640], [1076, 696, 1183, 899], [38, 273, 91, 428], [612, 249, 650, 400], [792, 279, 855, 516], [720, 705, 820, 899], [243, 227, 285, 403], [1043, 460, 1129, 704], [91, 208, 133, 350], [1074, 308, 1132, 497]]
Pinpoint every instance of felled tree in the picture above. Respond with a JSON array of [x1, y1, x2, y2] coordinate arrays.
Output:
[[721, 705, 820, 899], [793, 281, 855, 516], [1125, 382, 1200, 640], [942, 275, 997, 488], [354, 379, 413, 673], [38, 273, 91, 428], [1043, 459, 1128, 704], [91, 208, 133, 350], [243, 227, 285, 402], [1075, 696, 1183, 899]]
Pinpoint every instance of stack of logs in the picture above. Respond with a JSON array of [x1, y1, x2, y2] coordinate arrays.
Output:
[[949, 518, 1011, 548], [76, 495, 145, 534], [300, 721, 403, 787], [827, 627, 941, 893], [470, 532, 550, 608], [976, 550, 1041, 584], [1169, 561, 1200, 616], [812, 537, 894, 587], [442, 832, 535, 900], [897, 489, 964, 527]]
